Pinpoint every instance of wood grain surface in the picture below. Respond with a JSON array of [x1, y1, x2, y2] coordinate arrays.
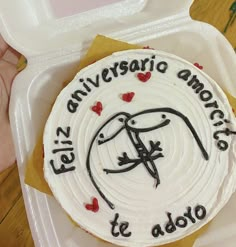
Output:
[[0, 0, 235, 246]]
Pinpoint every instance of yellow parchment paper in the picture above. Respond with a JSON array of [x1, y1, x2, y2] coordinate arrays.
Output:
[[25, 34, 236, 247]]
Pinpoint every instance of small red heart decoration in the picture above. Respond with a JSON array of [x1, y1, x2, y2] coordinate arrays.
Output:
[[122, 92, 135, 102], [137, 72, 152, 82], [92, 101, 103, 116], [85, 198, 99, 213], [194, 63, 203, 70], [143, 46, 154, 50]]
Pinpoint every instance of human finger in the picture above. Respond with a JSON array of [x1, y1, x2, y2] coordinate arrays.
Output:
[[0, 35, 9, 58]]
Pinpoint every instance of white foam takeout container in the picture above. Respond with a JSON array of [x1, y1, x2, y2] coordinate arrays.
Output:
[[0, 0, 236, 246]]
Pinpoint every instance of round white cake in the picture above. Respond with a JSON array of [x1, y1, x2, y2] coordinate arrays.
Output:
[[43, 49, 236, 247]]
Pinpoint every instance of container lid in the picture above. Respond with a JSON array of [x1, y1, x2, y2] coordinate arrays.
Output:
[[0, 0, 193, 57]]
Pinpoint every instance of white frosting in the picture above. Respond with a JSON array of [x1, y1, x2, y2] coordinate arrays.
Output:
[[44, 50, 236, 247]]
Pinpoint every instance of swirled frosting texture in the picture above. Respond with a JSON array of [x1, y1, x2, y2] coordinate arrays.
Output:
[[44, 50, 236, 247]]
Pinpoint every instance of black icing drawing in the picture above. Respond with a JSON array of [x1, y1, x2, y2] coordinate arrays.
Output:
[[86, 107, 209, 209]]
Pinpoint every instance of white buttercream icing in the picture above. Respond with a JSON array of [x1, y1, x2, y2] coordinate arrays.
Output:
[[44, 50, 236, 247]]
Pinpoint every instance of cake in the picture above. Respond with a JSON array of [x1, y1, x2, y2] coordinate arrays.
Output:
[[43, 49, 236, 247]]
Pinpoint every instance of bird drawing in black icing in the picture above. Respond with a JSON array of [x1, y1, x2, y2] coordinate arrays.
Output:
[[86, 107, 209, 209]]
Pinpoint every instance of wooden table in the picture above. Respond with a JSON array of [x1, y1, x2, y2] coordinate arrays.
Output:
[[0, 0, 235, 246]]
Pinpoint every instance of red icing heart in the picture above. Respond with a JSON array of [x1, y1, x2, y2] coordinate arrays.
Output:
[[92, 101, 103, 116], [85, 198, 99, 213], [137, 72, 151, 82], [122, 92, 135, 102], [143, 46, 154, 50], [194, 63, 203, 70]]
